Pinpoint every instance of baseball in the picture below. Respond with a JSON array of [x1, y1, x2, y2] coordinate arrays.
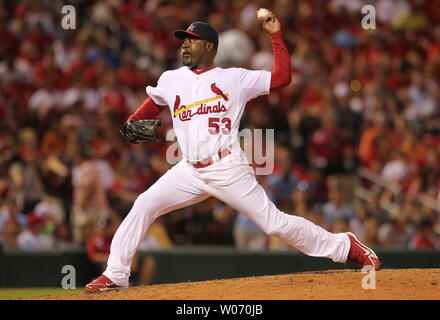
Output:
[[257, 8, 270, 20]]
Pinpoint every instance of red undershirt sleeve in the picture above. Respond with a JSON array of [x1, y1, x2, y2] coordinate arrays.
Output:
[[127, 97, 163, 121], [269, 30, 292, 90]]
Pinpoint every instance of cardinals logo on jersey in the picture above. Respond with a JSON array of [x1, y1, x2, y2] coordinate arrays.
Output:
[[210, 83, 228, 101], [173, 83, 229, 121]]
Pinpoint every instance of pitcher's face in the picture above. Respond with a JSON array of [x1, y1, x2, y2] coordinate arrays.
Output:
[[181, 37, 211, 69]]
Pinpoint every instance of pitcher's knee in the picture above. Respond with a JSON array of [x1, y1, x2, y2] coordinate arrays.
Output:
[[132, 193, 161, 217]]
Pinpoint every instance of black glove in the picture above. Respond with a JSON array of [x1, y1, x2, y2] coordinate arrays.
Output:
[[120, 119, 163, 144]]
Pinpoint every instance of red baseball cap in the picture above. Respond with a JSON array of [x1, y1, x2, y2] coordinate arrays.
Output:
[[27, 212, 48, 226], [174, 21, 219, 49]]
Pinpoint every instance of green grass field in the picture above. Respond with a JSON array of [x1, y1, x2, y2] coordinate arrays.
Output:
[[0, 288, 84, 300]]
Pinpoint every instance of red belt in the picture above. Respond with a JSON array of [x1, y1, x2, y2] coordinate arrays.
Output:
[[191, 148, 231, 169]]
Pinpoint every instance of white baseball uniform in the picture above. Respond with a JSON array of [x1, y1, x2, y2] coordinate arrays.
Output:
[[103, 66, 351, 287]]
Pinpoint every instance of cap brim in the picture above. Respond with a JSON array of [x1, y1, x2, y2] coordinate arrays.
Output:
[[174, 30, 205, 41]]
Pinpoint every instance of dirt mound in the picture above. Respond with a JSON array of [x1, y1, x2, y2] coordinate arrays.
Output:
[[32, 268, 440, 300]]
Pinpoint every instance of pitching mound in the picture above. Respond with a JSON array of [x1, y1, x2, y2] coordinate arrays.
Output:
[[32, 268, 439, 300]]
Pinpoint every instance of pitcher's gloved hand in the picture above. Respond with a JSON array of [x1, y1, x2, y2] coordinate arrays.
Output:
[[120, 119, 163, 144]]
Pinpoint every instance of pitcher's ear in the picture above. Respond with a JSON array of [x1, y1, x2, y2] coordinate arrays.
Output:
[[206, 42, 214, 52]]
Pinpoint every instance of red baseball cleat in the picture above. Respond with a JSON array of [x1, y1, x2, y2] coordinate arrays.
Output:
[[85, 275, 120, 293], [346, 232, 381, 271]]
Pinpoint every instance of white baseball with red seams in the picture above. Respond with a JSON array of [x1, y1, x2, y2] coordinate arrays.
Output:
[[102, 65, 352, 287], [257, 8, 270, 20]]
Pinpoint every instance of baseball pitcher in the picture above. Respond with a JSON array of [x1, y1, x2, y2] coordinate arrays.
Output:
[[86, 10, 380, 292]]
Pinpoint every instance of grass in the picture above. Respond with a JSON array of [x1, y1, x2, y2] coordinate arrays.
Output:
[[0, 287, 84, 300]]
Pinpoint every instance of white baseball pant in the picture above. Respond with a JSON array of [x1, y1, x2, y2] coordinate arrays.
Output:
[[103, 149, 351, 287]]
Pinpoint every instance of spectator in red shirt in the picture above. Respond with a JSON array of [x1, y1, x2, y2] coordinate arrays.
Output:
[[308, 110, 347, 173], [87, 217, 157, 285], [32, 51, 62, 88], [86, 217, 117, 273], [408, 218, 440, 250], [117, 47, 147, 91], [99, 69, 129, 124]]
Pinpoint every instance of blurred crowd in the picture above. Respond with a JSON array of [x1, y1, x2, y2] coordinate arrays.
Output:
[[1, 0, 440, 256]]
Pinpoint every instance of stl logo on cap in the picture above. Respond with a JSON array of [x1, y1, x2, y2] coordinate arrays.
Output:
[[187, 23, 194, 31]]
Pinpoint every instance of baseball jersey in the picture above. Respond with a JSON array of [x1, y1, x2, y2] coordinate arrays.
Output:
[[146, 66, 271, 162]]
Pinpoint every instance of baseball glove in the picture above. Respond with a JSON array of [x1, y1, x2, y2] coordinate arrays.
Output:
[[120, 119, 163, 144]]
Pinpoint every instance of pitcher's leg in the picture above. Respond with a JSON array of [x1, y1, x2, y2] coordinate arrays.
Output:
[[103, 161, 209, 287], [206, 165, 350, 263]]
